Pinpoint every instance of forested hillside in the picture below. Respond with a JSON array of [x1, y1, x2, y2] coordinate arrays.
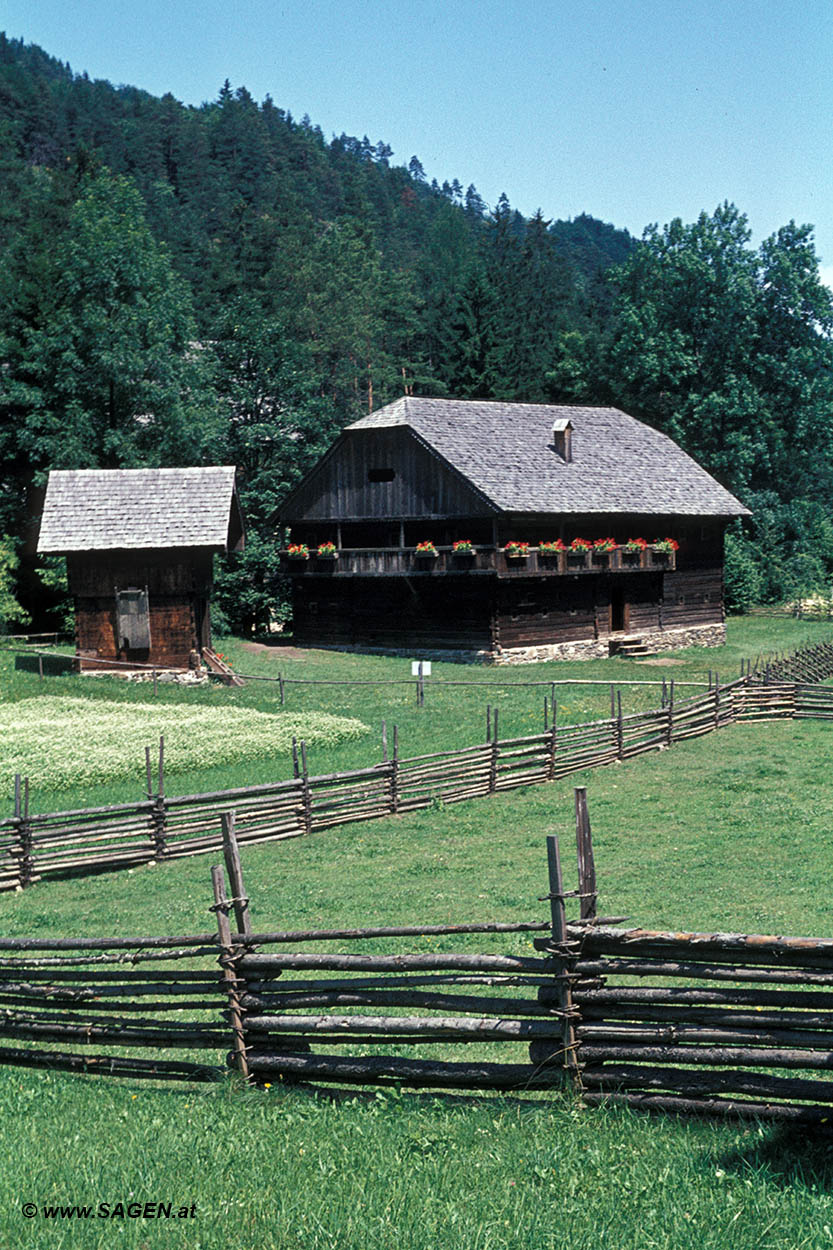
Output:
[[1, 33, 831, 631]]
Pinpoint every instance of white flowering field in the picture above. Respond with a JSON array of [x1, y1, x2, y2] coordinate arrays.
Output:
[[0, 697, 369, 793]]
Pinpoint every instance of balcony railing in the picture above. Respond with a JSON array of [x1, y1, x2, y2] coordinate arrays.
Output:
[[282, 545, 676, 577]]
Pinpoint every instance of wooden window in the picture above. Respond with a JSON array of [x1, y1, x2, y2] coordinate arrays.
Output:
[[367, 468, 395, 482], [115, 588, 150, 650]]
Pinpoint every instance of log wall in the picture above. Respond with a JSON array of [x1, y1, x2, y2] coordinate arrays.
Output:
[[67, 549, 213, 668], [292, 577, 496, 653], [288, 516, 728, 656]]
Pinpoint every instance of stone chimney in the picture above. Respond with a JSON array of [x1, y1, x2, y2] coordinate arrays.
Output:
[[552, 419, 573, 463]]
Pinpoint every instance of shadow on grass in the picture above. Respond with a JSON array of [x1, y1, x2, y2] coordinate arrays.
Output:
[[716, 1123, 833, 1191], [257, 1076, 571, 1116]]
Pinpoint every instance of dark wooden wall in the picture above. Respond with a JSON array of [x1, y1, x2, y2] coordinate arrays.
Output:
[[282, 427, 495, 522], [288, 517, 728, 657], [292, 577, 496, 653], [292, 562, 725, 657], [67, 548, 214, 667], [661, 521, 724, 631], [494, 574, 665, 650]]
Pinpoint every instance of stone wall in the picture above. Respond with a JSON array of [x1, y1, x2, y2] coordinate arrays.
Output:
[[308, 622, 726, 667], [492, 623, 726, 665]]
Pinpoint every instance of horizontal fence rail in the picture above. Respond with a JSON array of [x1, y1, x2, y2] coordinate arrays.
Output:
[[0, 932, 227, 1084], [3, 640, 833, 892], [555, 925, 833, 1124], [7, 807, 833, 1125]]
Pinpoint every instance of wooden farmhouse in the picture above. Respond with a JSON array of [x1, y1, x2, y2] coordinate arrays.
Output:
[[279, 398, 749, 663], [37, 467, 244, 670]]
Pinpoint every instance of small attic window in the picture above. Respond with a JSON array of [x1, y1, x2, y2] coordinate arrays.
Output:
[[551, 419, 573, 463], [367, 468, 396, 483]]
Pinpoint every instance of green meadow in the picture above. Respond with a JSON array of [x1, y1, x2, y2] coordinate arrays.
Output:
[[2, 617, 833, 1249]]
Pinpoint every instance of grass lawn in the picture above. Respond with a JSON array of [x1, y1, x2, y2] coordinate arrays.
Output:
[[1, 613, 830, 813], [3, 617, 833, 1248]]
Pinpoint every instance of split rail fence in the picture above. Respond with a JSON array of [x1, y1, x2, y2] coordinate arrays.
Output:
[[4, 639, 833, 892], [7, 801, 833, 1124]]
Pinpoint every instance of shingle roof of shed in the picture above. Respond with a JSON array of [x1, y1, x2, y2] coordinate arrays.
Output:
[[37, 467, 241, 552], [348, 398, 749, 517]]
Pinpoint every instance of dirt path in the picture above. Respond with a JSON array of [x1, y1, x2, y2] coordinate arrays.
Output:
[[238, 640, 307, 661]]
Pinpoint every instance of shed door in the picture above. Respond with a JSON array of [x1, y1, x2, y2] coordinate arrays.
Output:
[[115, 588, 151, 651]]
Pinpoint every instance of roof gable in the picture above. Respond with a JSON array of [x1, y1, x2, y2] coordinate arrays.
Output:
[[37, 467, 245, 553], [347, 398, 750, 518], [280, 423, 496, 522]]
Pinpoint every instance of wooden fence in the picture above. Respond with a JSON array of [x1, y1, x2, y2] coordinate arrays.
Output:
[[561, 925, 833, 1124], [3, 639, 833, 893], [747, 638, 833, 683], [7, 802, 833, 1123], [0, 931, 225, 1084], [0, 682, 741, 890], [223, 806, 833, 1122]]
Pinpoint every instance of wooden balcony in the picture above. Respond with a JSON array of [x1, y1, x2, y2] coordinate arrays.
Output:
[[283, 545, 676, 578]]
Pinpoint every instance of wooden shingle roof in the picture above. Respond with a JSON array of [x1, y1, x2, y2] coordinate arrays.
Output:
[[347, 398, 749, 517], [37, 467, 244, 553]]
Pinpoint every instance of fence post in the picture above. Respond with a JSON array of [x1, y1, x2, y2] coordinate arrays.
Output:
[[291, 737, 300, 779], [713, 673, 720, 730], [278, 672, 285, 705], [300, 741, 312, 835], [548, 702, 557, 781], [489, 707, 499, 792], [574, 788, 597, 922], [381, 720, 388, 763], [616, 691, 624, 760], [151, 735, 168, 860], [221, 812, 252, 940], [539, 834, 580, 1085], [666, 680, 675, 746], [486, 704, 492, 743], [210, 863, 249, 1080], [389, 725, 399, 814], [13, 773, 20, 885], [14, 774, 33, 889]]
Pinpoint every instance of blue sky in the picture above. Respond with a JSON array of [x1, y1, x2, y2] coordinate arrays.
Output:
[[5, 1, 833, 276]]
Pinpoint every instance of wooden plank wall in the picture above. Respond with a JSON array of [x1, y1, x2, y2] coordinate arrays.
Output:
[[294, 569, 715, 655], [283, 427, 495, 522]]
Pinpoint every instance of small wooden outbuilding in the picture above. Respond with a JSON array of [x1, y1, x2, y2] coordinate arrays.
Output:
[[279, 398, 749, 663], [37, 467, 244, 669]]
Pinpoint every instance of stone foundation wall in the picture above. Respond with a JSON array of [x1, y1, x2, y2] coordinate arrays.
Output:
[[637, 623, 726, 654], [308, 622, 726, 667], [492, 623, 726, 665]]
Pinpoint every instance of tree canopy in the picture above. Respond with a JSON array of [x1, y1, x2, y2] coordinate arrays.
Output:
[[0, 33, 831, 625]]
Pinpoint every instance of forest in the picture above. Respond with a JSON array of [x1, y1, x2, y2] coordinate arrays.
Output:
[[1, 33, 832, 633]]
